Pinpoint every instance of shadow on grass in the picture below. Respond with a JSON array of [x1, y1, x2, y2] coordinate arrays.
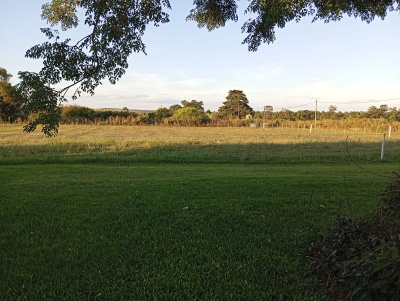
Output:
[[1, 140, 399, 165]]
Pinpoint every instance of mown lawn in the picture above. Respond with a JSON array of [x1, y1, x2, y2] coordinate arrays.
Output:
[[1, 125, 399, 300]]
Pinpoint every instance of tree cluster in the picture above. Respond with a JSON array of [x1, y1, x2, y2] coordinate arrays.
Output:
[[52, 90, 257, 126], [264, 104, 400, 122], [60, 105, 137, 124], [0, 68, 24, 123], [3, 73, 400, 128]]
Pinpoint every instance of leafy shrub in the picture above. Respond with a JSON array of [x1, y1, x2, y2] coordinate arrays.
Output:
[[61, 105, 95, 123], [308, 175, 400, 300], [171, 107, 210, 125]]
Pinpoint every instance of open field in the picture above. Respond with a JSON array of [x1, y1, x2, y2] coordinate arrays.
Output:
[[1, 124, 400, 300], [1, 124, 400, 164]]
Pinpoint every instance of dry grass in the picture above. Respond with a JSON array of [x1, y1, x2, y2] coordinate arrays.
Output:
[[1, 124, 399, 165]]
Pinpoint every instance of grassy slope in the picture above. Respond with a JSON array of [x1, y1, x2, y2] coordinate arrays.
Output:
[[1, 125, 399, 300]]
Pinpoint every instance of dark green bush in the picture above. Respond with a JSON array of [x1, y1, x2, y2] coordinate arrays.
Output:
[[308, 175, 400, 300]]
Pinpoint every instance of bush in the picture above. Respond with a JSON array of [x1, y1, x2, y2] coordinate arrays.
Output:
[[172, 107, 210, 126], [308, 175, 400, 300], [61, 105, 95, 123]]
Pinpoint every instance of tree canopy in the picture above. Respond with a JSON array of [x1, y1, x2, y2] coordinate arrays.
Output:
[[15, 0, 400, 135], [181, 100, 205, 111], [0, 68, 24, 123], [173, 106, 210, 125], [0, 68, 13, 82], [219, 89, 253, 119]]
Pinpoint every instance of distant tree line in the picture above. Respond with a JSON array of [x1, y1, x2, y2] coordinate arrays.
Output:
[[265, 104, 400, 122], [2, 68, 400, 129], [59, 106, 137, 124], [55, 102, 400, 132]]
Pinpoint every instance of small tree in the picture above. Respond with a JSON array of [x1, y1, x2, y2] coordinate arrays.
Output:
[[323, 105, 338, 120], [366, 105, 381, 119], [61, 105, 95, 123], [173, 107, 210, 125], [387, 107, 400, 122], [0, 68, 24, 123], [296, 110, 314, 121], [279, 109, 295, 121], [154, 107, 172, 123], [378, 104, 389, 119]]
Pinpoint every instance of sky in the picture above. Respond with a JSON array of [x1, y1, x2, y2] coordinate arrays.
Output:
[[1, 1, 399, 112]]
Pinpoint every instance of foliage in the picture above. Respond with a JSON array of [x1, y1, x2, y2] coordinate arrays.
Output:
[[60, 105, 139, 124], [169, 104, 182, 114], [218, 90, 253, 120], [166, 100, 205, 122], [186, 0, 238, 31], [41, 0, 400, 51], [366, 105, 390, 119], [241, 0, 399, 51], [17, 0, 399, 135], [181, 99, 205, 111], [134, 112, 156, 125], [0, 82, 15, 122], [19, 0, 171, 135], [172, 106, 210, 125], [41, 0, 80, 31], [0, 67, 13, 82], [308, 175, 400, 300], [154, 107, 173, 123], [61, 105, 96, 123], [0, 68, 24, 123], [296, 110, 314, 121], [276, 109, 295, 121], [14, 72, 62, 136], [321, 105, 338, 120], [251, 105, 400, 123], [6, 100, 400, 129]]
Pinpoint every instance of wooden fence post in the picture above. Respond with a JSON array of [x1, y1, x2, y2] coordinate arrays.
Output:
[[381, 133, 386, 161]]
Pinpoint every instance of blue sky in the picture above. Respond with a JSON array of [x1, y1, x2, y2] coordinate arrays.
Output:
[[1, 1, 399, 112]]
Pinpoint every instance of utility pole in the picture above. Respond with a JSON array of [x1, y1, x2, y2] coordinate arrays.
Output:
[[315, 99, 318, 127]]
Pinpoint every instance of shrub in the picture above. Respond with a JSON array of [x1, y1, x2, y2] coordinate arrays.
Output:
[[61, 105, 95, 123], [308, 175, 400, 300], [172, 107, 210, 126]]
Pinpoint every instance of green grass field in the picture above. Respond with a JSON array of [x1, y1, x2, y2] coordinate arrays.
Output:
[[1, 124, 399, 300]]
